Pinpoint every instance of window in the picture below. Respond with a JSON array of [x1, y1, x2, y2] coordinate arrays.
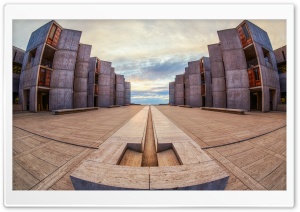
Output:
[[262, 47, 273, 68], [242, 24, 250, 39], [49, 25, 57, 40], [26, 48, 37, 68], [253, 68, 259, 80]]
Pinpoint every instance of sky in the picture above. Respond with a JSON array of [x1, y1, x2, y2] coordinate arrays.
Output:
[[13, 20, 286, 104]]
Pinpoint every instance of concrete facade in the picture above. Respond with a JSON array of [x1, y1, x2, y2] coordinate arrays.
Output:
[[208, 44, 227, 108], [18, 20, 131, 112], [174, 74, 184, 105], [274, 45, 286, 105], [169, 82, 175, 106], [125, 82, 131, 105], [169, 20, 281, 112], [116, 74, 125, 106], [13, 46, 25, 104]]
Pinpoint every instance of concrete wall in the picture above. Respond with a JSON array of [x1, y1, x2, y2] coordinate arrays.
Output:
[[254, 41, 280, 111], [124, 82, 131, 105], [50, 29, 82, 110], [274, 45, 286, 64], [73, 44, 92, 108], [184, 68, 190, 105], [218, 29, 250, 110], [116, 74, 125, 105], [13, 46, 25, 64], [175, 74, 184, 105], [188, 61, 201, 107], [26, 21, 52, 51], [208, 44, 227, 108], [87, 57, 97, 107], [246, 20, 273, 51], [169, 82, 175, 105], [202, 57, 213, 107], [98, 61, 112, 107], [110, 68, 116, 105]]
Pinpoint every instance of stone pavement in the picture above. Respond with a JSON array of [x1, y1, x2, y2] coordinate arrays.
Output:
[[155, 106, 286, 190], [12, 105, 286, 190]]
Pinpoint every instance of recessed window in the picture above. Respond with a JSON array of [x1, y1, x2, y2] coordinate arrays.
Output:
[[49, 25, 57, 40], [282, 50, 286, 61], [26, 48, 37, 68], [242, 24, 250, 39]]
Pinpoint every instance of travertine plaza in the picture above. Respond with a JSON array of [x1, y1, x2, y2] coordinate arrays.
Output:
[[13, 20, 286, 190]]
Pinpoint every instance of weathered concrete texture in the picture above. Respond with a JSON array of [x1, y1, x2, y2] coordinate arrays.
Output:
[[184, 68, 190, 105], [74, 44, 92, 108], [115, 74, 125, 106], [246, 20, 273, 51], [175, 74, 184, 105], [125, 82, 131, 105], [279, 73, 286, 93], [189, 74, 201, 107], [274, 45, 286, 64], [13, 46, 26, 64], [255, 41, 277, 71], [26, 21, 52, 51], [56, 29, 82, 51], [188, 60, 200, 74], [110, 68, 116, 105], [202, 57, 213, 107], [208, 44, 226, 108], [218, 29, 250, 110], [87, 57, 97, 107], [99, 67, 112, 107], [169, 82, 175, 105], [50, 29, 81, 110]]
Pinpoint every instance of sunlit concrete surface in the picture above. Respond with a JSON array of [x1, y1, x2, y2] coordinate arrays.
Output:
[[13, 105, 286, 190]]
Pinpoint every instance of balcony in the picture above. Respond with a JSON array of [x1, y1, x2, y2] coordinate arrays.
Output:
[[41, 58, 53, 69], [247, 58, 258, 68], [38, 68, 51, 87]]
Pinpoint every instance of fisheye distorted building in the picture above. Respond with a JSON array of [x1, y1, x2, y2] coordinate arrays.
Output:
[[17, 20, 131, 112], [169, 20, 285, 112]]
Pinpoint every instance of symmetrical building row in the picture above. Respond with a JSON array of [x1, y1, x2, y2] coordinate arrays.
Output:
[[169, 20, 286, 112], [16, 20, 131, 112]]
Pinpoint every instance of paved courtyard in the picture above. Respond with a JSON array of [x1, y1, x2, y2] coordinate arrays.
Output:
[[13, 105, 286, 190]]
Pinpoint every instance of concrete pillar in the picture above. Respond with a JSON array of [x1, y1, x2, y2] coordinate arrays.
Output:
[[188, 61, 201, 107], [73, 44, 92, 108], [169, 82, 175, 106], [208, 44, 227, 108], [189, 74, 201, 107], [98, 61, 112, 107], [124, 82, 131, 105], [202, 57, 213, 107], [262, 86, 270, 112], [50, 29, 81, 110], [116, 74, 125, 106], [218, 29, 250, 110], [110, 68, 116, 106], [184, 68, 190, 106], [175, 74, 184, 105]]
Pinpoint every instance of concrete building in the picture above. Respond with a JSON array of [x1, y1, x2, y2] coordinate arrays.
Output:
[[170, 58, 212, 108], [274, 45, 286, 104], [170, 20, 281, 112], [18, 20, 130, 112], [13, 46, 25, 104], [124, 82, 131, 106], [174, 74, 184, 105]]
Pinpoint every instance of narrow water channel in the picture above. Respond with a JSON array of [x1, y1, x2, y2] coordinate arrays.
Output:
[[141, 107, 158, 167]]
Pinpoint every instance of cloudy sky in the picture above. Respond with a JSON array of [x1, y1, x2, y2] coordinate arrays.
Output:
[[13, 20, 286, 104]]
